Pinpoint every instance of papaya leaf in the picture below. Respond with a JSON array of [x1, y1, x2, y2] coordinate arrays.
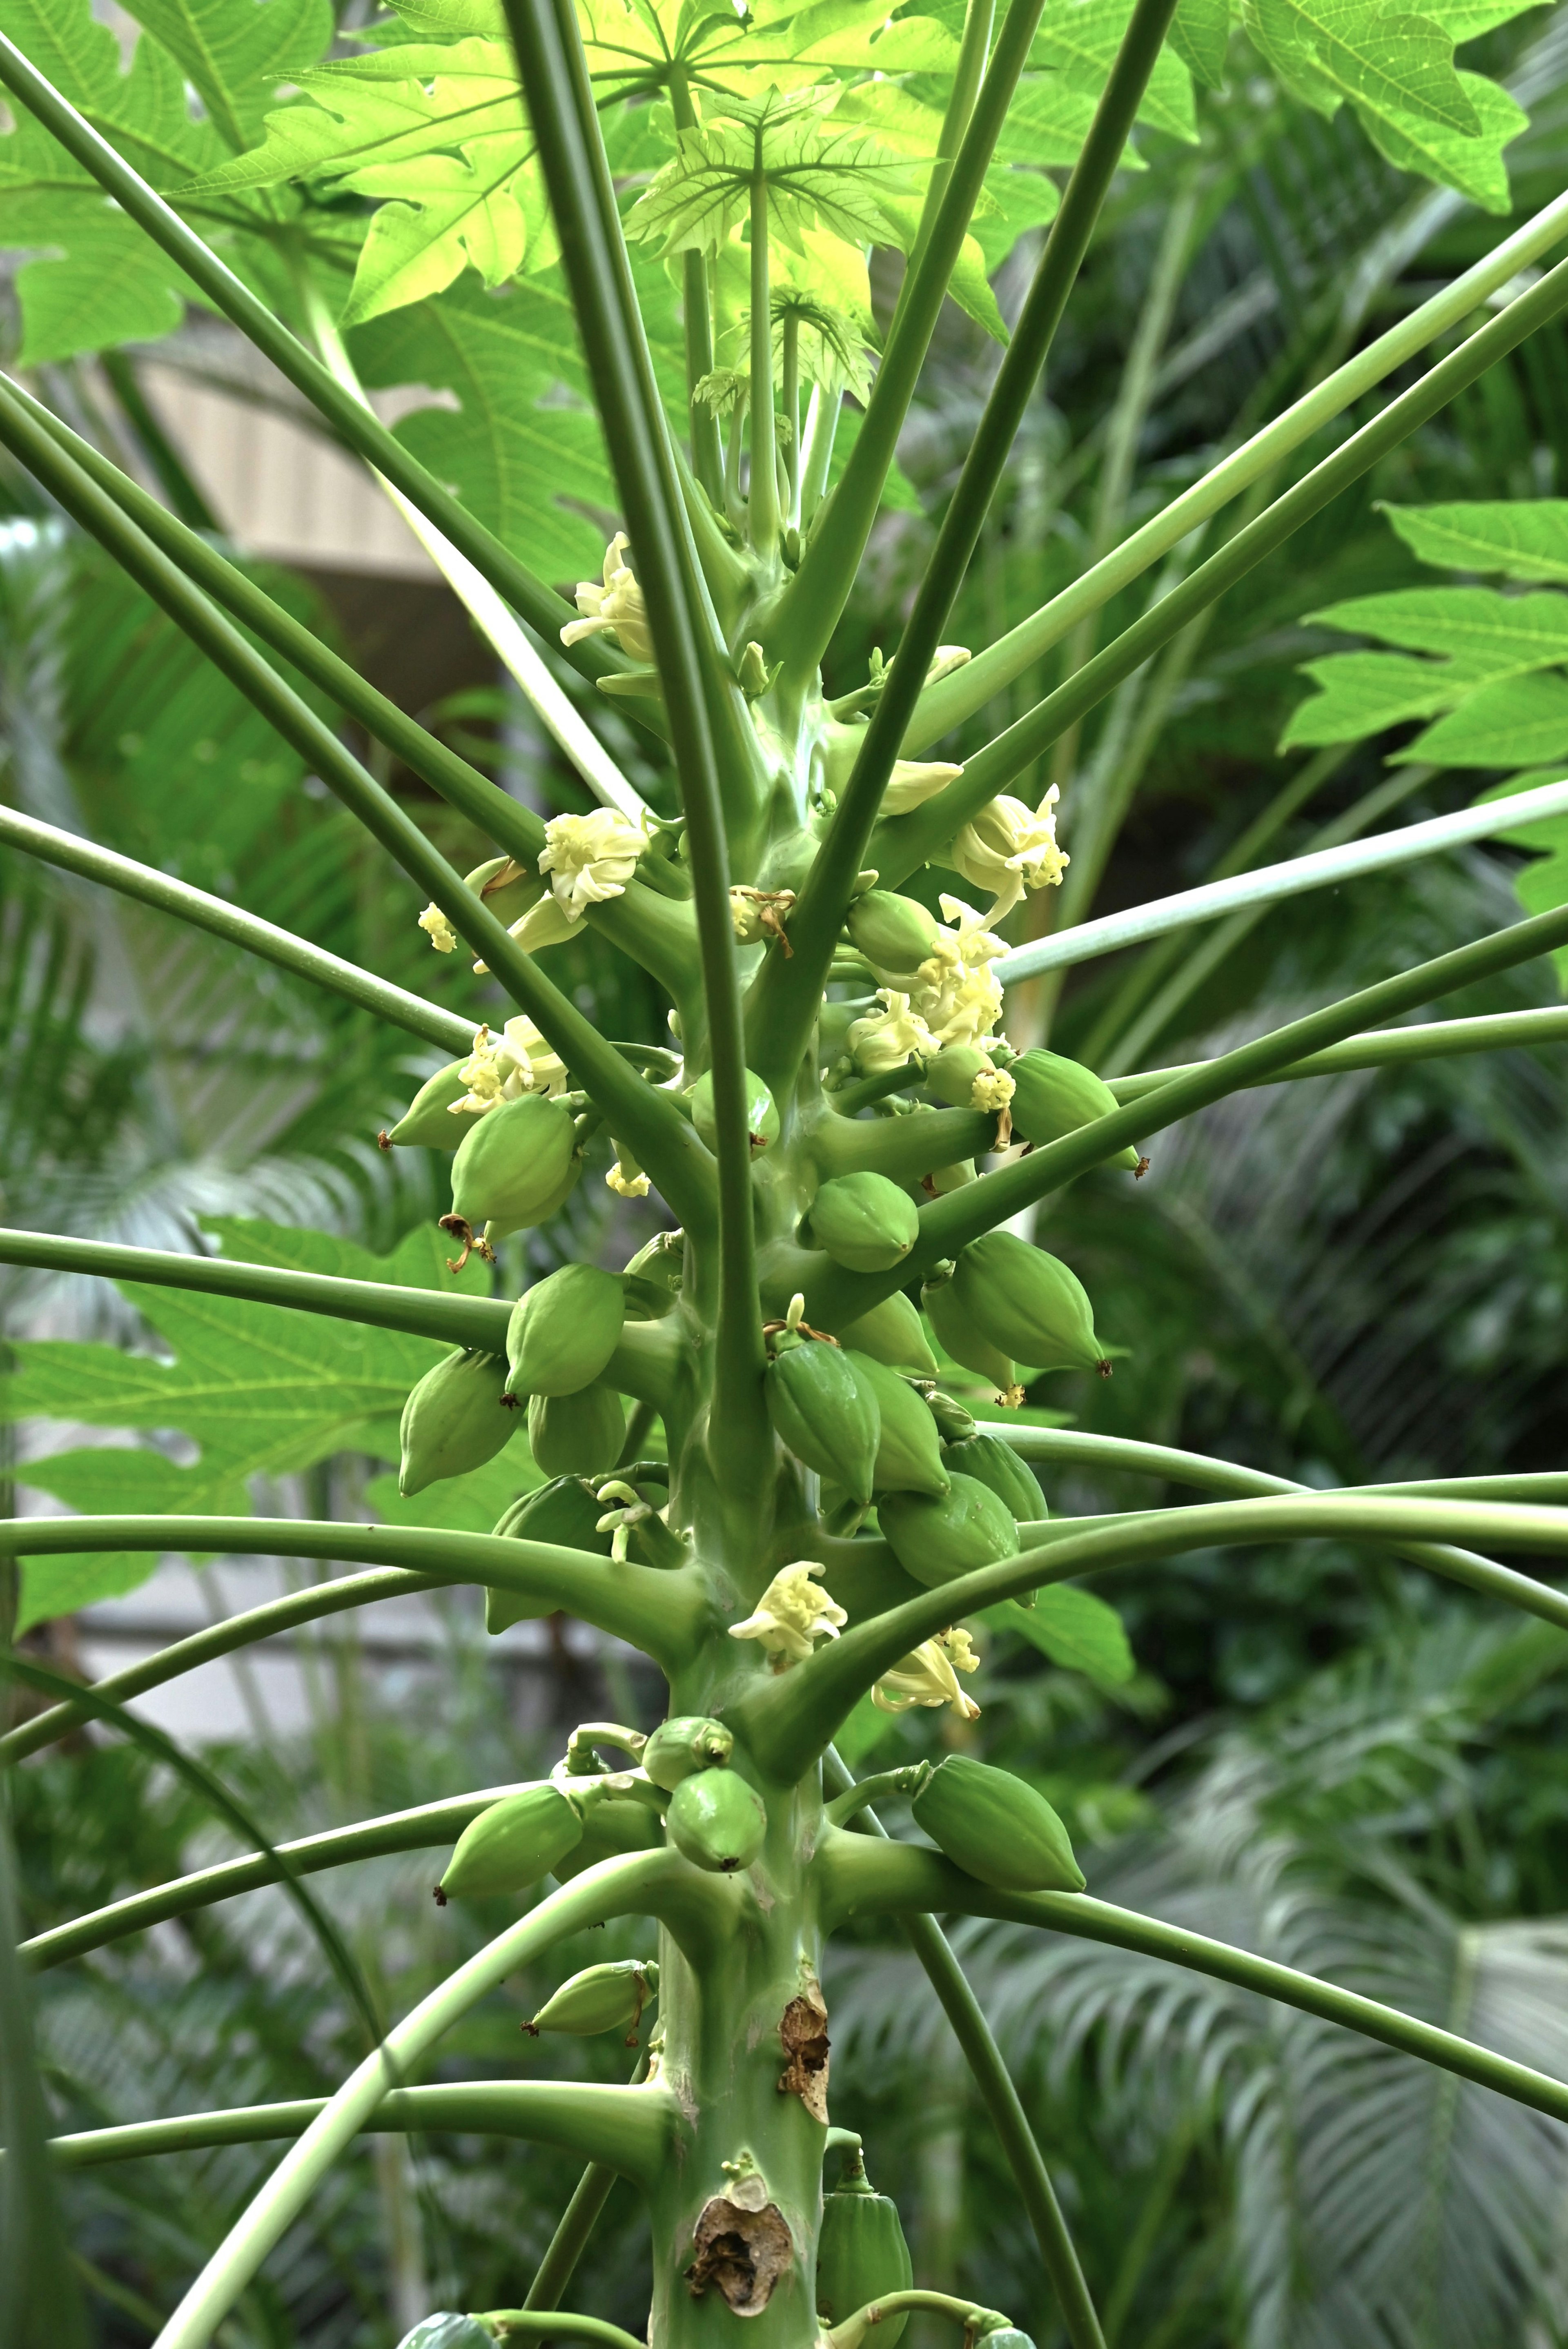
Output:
[[1278, 650, 1474, 748], [628, 89, 923, 258], [120, 0, 336, 153], [1243, 0, 1480, 134], [1307, 588, 1568, 670], [1355, 67, 1525, 212], [1031, 0, 1199, 143], [980, 1586, 1135, 1684], [1381, 499, 1568, 582], [575, 0, 960, 108], [1170, 0, 1232, 87], [1399, 671, 1568, 766]]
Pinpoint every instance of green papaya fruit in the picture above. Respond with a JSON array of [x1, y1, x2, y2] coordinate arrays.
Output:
[[486, 1476, 612, 1634], [551, 1793, 662, 1880], [912, 1753, 1084, 1892], [436, 1783, 582, 1903], [807, 1173, 920, 1273], [940, 1435, 1043, 1523], [528, 1385, 626, 1478], [923, 1044, 1001, 1111], [847, 1353, 949, 1497], [953, 1231, 1111, 1377], [845, 888, 940, 979], [837, 1291, 938, 1378], [384, 1060, 472, 1149], [450, 1092, 579, 1233], [922, 1277, 1018, 1398], [506, 1263, 625, 1398], [399, 1350, 517, 1498], [1007, 1046, 1143, 1170], [879, 1474, 1017, 1588], [766, 1340, 880, 1507], [815, 2148, 914, 2341], [624, 1229, 684, 1293], [925, 1389, 977, 1444], [393, 2314, 495, 2349], [643, 1715, 734, 1790], [666, 1767, 767, 1871], [926, 1157, 975, 1193], [524, 1957, 658, 2038], [688, 1067, 779, 1154]]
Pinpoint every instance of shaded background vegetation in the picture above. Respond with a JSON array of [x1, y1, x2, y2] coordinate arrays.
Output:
[[9, 0, 1568, 2341]]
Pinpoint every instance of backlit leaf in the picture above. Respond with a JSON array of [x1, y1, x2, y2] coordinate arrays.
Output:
[[1381, 500, 1568, 582]]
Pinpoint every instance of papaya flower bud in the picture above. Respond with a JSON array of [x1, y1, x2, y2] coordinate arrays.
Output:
[[873, 1627, 981, 1718], [924, 644, 971, 687], [417, 902, 458, 953], [539, 806, 649, 920], [560, 531, 654, 662], [950, 784, 1069, 919], [880, 757, 963, 817], [728, 1561, 848, 1665], [846, 989, 940, 1074]]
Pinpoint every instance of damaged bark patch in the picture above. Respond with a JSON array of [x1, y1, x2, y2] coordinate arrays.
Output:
[[684, 2195, 794, 2314], [778, 1989, 830, 2122]]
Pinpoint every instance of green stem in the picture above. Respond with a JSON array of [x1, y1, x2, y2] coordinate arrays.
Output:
[[822, 1761, 931, 1826], [744, 1495, 1568, 1777], [781, 311, 801, 523], [749, 163, 780, 552], [982, 1421, 1568, 1505], [827, 2291, 1010, 2349], [98, 349, 218, 531], [1107, 1005, 1568, 1098], [822, 1750, 1105, 2349], [823, 1841, 1568, 2129], [0, 1518, 708, 1673], [0, 379, 708, 1218], [146, 1854, 695, 2349], [523, 2049, 653, 2313], [479, 2314, 648, 2349], [43, 2084, 661, 2178], [0, 31, 608, 676], [886, 252, 1568, 867], [889, 0, 996, 338], [21, 1782, 535, 1972], [751, 0, 1178, 1094], [766, 0, 1047, 689], [0, 807, 470, 1054], [906, 187, 1568, 751]]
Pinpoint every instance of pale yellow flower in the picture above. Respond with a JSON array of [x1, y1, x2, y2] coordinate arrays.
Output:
[[880, 757, 963, 817], [450, 1015, 568, 1116], [873, 1628, 981, 1719], [559, 532, 654, 663], [606, 1158, 650, 1198], [846, 989, 940, 1074], [728, 1562, 848, 1665], [539, 806, 647, 920], [950, 785, 1069, 919], [417, 903, 458, 953], [970, 1063, 1016, 1114], [918, 961, 1005, 1053]]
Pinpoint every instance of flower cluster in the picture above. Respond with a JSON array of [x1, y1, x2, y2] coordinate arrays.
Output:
[[450, 1015, 568, 1116], [728, 1561, 847, 1665], [848, 894, 1012, 1073], [560, 532, 654, 663], [873, 1628, 981, 1719]]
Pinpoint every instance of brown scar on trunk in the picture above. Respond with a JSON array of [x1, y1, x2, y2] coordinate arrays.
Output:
[[777, 1988, 830, 2123], [684, 2196, 794, 2314]]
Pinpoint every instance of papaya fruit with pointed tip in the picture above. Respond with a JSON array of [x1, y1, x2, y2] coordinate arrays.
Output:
[[437, 1783, 582, 1902], [688, 1067, 779, 1153], [766, 1339, 880, 1506], [1007, 1047, 1142, 1169], [922, 1277, 1018, 1398], [506, 1262, 625, 1398], [399, 1350, 517, 1497], [385, 1061, 472, 1148], [846, 1353, 949, 1496], [837, 1291, 938, 1378], [807, 1173, 920, 1273], [527, 1385, 626, 1478], [912, 1753, 1084, 1892], [450, 1091, 579, 1234], [940, 1435, 1043, 1523], [878, 1474, 1017, 1588], [815, 2149, 914, 2341], [526, 1957, 658, 2037], [953, 1231, 1112, 1376], [845, 888, 940, 980], [666, 1767, 767, 1872]]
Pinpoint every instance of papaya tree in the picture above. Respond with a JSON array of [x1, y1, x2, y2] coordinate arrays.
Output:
[[9, 0, 1568, 2345]]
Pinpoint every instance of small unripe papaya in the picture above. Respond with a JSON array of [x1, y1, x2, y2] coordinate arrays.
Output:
[[552, 1794, 662, 1880], [527, 1385, 625, 1477], [837, 1291, 938, 1378], [688, 1067, 779, 1154], [624, 1229, 683, 1294], [924, 1044, 1005, 1111], [766, 1340, 880, 1506], [399, 1349, 516, 1497], [815, 2150, 914, 2341], [436, 1783, 582, 1903], [940, 1434, 1043, 1522], [666, 1767, 767, 1871], [847, 1353, 949, 1496], [913, 1753, 1084, 1892], [506, 1263, 625, 1398], [922, 1276, 1016, 1397], [486, 1475, 611, 1633], [525, 1957, 658, 2038], [1007, 1047, 1142, 1169], [879, 1473, 1017, 1588], [393, 2315, 494, 2349], [845, 888, 940, 979], [450, 1091, 579, 1234], [642, 1715, 734, 1790], [385, 1060, 471, 1148], [807, 1173, 920, 1273], [953, 1231, 1111, 1376]]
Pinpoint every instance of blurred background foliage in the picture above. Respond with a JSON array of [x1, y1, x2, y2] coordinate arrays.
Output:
[[9, 0, 1568, 2340]]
